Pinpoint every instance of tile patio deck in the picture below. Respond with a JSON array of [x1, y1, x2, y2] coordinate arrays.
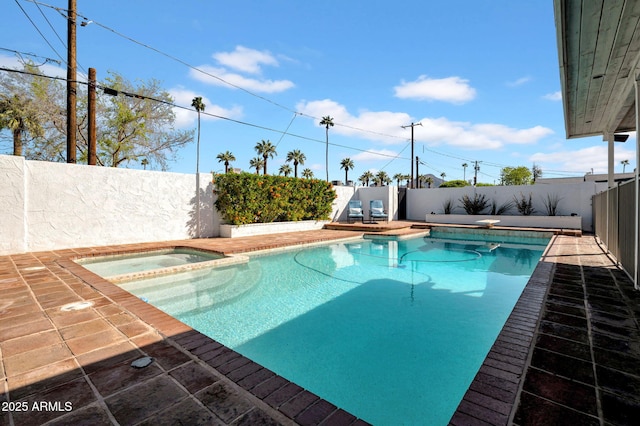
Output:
[[1, 226, 639, 425]]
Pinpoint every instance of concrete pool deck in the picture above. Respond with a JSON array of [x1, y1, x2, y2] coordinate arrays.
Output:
[[1, 227, 639, 425]]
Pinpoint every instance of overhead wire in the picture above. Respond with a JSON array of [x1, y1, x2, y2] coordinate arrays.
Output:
[[0, 47, 61, 65], [274, 113, 298, 148], [13, 0, 66, 66], [15, 0, 580, 177], [378, 141, 410, 172], [22, 0, 437, 150], [0, 65, 409, 161]]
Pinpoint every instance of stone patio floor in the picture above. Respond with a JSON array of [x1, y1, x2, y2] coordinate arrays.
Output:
[[1, 227, 639, 425]]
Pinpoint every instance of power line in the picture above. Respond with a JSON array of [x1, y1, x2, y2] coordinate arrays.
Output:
[[13, 0, 66, 65], [378, 141, 411, 172], [31, 0, 87, 75], [274, 113, 298, 148], [23, 1, 420, 146], [0, 66, 410, 162], [0, 47, 61, 65], [13, 1, 579, 176]]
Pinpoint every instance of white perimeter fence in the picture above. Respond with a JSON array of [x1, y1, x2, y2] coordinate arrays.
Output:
[[1, 155, 604, 255]]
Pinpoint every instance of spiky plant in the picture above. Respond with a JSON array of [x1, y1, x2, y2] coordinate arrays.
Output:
[[514, 193, 536, 216], [460, 193, 490, 215], [543, 193, 561, 216], [490, 199, 515, 215]]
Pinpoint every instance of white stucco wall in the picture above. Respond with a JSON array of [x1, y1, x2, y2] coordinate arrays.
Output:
[[1, 155, 217, 254], [0, 156, 27, 254], [331, 185, 358, 222], [1, 154, 604, 255], [332, 185, 397, 222], [406, 183, 603, 232]]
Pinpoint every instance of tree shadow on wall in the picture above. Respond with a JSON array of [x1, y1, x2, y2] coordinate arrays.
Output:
[[187, 178, 216, 238]]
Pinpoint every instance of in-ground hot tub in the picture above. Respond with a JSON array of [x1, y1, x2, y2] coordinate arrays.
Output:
[[74, 247, 248, 283]]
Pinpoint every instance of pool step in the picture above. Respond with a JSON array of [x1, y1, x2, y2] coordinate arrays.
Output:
[[121, 263, 262, 316]]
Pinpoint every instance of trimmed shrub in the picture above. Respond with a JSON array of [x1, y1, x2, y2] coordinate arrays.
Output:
[[439, 179, 469, 188], [213, 173, 336, 225]]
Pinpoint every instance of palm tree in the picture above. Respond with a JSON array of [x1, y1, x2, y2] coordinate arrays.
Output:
[[532, 163, 543, 183], [191, 96, 205, 238], [0, 94, 43, 156], [249, 157, 264, 174], [375, 170, 391, 186], [359, 170, 374, 187], [425, 176, 433, 188], [462, 163, 468, 181], [191, 97, 205, 174], [286, 149, 306, 178], [319, 116, 334, 181], [140, 158, 148, 170], [340, 157, 354, 185], [302, 168, 314, 179], [254, 139, 277, 175], [419, 174, 430, 189], [440, 172, 446, 182], [621, 159, 630, 173], [216, 151, 236, 173], [279, 164, 293, 176], [393, 173, 404, 187]]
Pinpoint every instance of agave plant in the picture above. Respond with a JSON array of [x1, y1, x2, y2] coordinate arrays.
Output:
[[514, 192, 536, 216], [543, 193, 562, 216], [490, 199, 515, 215], [442, 198, 455, 214], [459, 193, 489, 215]]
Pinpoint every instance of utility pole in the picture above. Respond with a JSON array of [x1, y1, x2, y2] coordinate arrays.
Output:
[[402, 122, 422, 188], [473, 160, 481, 186], [415, 156, 420, 188], [66, 0, 77, 163], [88, 67, 96, 165]]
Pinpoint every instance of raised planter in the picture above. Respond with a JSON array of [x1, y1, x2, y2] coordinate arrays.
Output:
[[426, 214, 582, 230], [219, 220, 330, 238]]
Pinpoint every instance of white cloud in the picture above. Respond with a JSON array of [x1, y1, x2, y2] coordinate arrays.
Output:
[[296, 99, 411, 144], [530, 144, 636, 174], [213, 46, 278, 74], [189, 65, 294, 93], [169, 87, 243, 128], [0, 54, 66, 79], [471, 123, 553, 144], [411, 117, 553, 150], [394, 75, 476, 103], [297, 99, 555, 151], [506, 76, 532, 87], [188, 45, 295, 93], [352, 149, 401, 162], [543, 91, 562, 101]]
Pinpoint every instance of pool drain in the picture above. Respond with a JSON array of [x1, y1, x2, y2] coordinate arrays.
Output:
[[131, 356, 154, 369]]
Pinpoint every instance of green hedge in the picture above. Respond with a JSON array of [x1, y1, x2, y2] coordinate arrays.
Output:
[[213, 173, 336, 225]]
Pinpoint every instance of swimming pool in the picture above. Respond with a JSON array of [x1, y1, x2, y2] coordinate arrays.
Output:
[[118, 231, 550, 425]]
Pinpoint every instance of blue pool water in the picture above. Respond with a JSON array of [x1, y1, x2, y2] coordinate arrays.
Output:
[[119, 231, 549, 425]]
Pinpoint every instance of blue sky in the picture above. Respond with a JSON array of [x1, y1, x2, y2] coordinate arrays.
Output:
[[2, 0, 637, 183]]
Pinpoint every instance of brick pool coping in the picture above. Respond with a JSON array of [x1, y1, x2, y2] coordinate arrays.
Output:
[[449, 235, 556, 424], [4, 228, 637, 424]]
